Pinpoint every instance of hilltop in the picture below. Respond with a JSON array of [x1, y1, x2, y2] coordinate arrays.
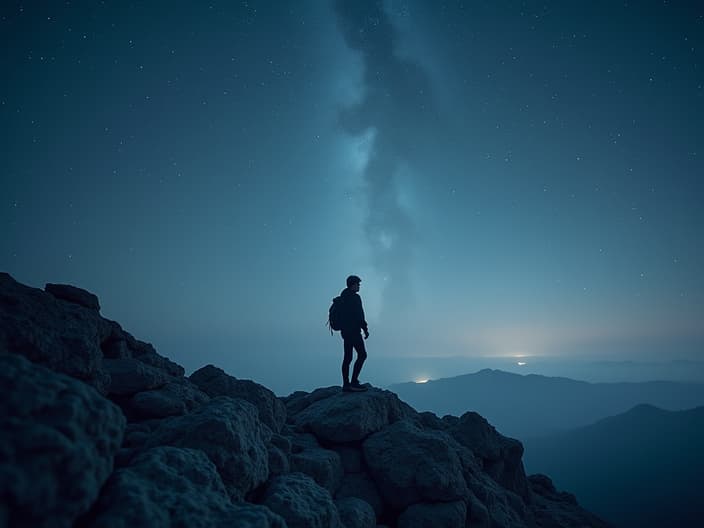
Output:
[[0, 272, 609, 528]]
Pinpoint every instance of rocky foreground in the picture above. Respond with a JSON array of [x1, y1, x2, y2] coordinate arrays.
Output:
[[0, 272, 610, 528]]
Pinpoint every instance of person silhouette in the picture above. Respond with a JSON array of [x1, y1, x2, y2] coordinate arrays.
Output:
[[339, 275, 369, 392]]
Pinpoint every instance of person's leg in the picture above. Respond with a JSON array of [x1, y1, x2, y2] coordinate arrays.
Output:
[[342, 335, 354, 386], [351, 334, 367, 384]]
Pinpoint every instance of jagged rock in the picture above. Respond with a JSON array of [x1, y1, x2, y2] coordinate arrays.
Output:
[[290, 438, 343, 493], [190, 364, 286, 432], [99, 320, 131, 359], [467, 490, 491, 527], [122, 331, 185, 377], [130, 379, 210, 418], [445, 411, 530, 499], [528, 474, 610, 528], [465, 471, 530, 528], [397, 501, 467, 528], [0, 272, 109, 391], [83, 446, 285, 528], [261, 472, 342, 528], [0, 354, 125, 528], [104, 357, 170, 396], [335, 472, 385, 517], [290, 387, 413, 443], [45, 282, 101, 311], [362, 419, 468, 510], [335, 497, 376, 528], [143, 396, 269, 501], [283, 386, 340, 416]]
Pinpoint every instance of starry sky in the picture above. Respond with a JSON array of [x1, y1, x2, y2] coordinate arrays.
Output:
[[2, 1, 703, 394]]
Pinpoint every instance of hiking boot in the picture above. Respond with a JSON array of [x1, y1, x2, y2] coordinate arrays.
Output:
[[349, 381, 368, 392], [342, 383, 353, 392]]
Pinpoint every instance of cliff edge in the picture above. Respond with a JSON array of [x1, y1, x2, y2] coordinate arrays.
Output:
[[0, 272, 610, 528]]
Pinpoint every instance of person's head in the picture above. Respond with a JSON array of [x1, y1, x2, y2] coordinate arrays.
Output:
[[346, 275, 362, 291]]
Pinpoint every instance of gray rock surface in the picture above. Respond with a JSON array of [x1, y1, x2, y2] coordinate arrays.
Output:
[[362, 419, 468, 510], [397, 501, 467, 528], [104, 357, 170, 396], [290, 442, 343, 493], [446, 411, 530, 499], [335, 473, 385, 517], [130, 379, 210, 418], [85, 446, 285, 528], [261, 472, 342, 528], [0, 272, 109, 391], [143, 396, 270, 500], [122, 331, 185, 377], [190, 364, 286, 432], [290, 387, 413, 443], [335, 497, 376, 528], [45, 282, 101, 311], [0, 353, 125, 528]]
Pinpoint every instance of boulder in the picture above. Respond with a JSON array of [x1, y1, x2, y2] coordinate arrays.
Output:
[[290, 387, 413, 443], [261, 472, 342, 528], [335, 497, 376, 528], [290, 443, 343, 493], [445, 411, 530, 499], [143, 396, 269, 501], [104, 357, 170, 396], [190, 364, 286, 432], [84, 446, 285, 528], [0, 272, 109, 392], [0, 354, 125, 528], [122, 331, 184, 377], [335, 473, 384, 517], [397, 501, 467, 528], [362, 420, 468, 510], [283, 386, 340, 416], [45, 282, 100, 311], [130, 379, 210, 418], [465, 472, 529, 528]]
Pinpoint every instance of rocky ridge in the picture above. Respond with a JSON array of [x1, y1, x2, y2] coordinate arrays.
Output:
[[0, 272, 610, 528]]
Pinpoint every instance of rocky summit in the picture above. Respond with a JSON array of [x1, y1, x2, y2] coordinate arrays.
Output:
[[0, 272, 611, 528]]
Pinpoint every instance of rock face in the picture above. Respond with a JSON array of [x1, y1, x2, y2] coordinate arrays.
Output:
[[190, 364, 286, 433], [45, 282, 101, 311], [83, 446, 285, 528], [143, 397, 271, 501], [1, 273, 613, 528], [0, 354, 125, 528], [0, 272, 110, 391], [261, 473, 342, 528]]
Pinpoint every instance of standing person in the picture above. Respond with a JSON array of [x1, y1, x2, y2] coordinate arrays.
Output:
[[339, 275, 369, 392]]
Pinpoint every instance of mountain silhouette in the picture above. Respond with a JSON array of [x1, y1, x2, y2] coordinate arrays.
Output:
[[523, 404, 704, 528], [390, 368, 704, 439]]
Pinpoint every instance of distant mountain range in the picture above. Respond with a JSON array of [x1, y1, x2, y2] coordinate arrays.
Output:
[[523, 404, 704, 528], [389, 369, 704, 439]]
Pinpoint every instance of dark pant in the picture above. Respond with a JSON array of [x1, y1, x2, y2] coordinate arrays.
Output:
[[341, 331, 367, 384]]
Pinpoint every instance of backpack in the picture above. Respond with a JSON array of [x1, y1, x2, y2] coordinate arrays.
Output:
[[327, 296, 345, 334]]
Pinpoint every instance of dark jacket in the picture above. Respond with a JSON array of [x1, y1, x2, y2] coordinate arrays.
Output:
[[339, 287, 368, 335]]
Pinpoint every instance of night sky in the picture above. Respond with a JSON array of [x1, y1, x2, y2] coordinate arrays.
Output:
[[2, 1, 703, 394]]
